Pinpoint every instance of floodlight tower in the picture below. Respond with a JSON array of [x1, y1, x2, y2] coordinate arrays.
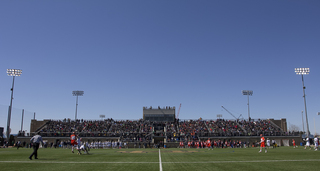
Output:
[[301, 110, 305, 133], [242, 90, 253, 121], [72, 90, 84, 121], [295, 68, 310, 139], [6, 69, 22, 140]]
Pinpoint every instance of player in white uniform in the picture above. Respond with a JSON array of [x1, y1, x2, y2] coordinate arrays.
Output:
[[86, 141, 90, 151], [114, 141, 118, 149], [119, 141, 122, 149], [77, 142, 89, 154], [314, 136, 318, 151], [305, 138, 311, 150], [76, 138, 82, 155], [266, 138, 271, 149]]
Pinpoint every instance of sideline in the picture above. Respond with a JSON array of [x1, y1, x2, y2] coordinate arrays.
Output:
[[0, 159, 320, 164]]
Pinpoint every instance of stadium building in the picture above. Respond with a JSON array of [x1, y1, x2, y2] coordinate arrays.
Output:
[[143, 106, 175, 122]]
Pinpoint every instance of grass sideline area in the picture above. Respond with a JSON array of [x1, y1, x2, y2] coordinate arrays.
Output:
[[0, 146, 319, 171]]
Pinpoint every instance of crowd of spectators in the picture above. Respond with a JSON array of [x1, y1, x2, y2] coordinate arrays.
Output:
[[108, 119, 152, 134], [206, 119, 246, 136], [41, 119, 114, 137], [37, 118, 286, 141], [178, 120, 208, 138], [237, 119, 283, 136]]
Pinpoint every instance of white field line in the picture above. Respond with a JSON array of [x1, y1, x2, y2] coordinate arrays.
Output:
[[159, 149, 163, 171], [0, 159, 320, 164]]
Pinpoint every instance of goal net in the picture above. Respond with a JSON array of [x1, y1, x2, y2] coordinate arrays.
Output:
[[282, 139, 289, 146], [275, 139, 282, 146]]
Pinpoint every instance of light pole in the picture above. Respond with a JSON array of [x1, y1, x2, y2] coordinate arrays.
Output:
[[295, 68, 310, 139], [301, 110, 305, 133], [6, 69, 22, 140], [242, 90, 253, 121], [21, 109, 24, 133], [72, 90, 84, 121]]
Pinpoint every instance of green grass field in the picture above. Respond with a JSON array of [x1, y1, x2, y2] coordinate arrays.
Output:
[[0, 146, 319, 171]]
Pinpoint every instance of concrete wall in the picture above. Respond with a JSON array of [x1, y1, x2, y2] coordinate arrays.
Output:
[[30, 119, 50, 132], [268, 118, 287, 132]]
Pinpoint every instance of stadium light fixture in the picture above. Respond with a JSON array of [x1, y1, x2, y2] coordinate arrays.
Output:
[[6, 69, 22, 140], [72, 90, 84, 121], [242, 90, 253, 121], [100, 115, 105, 120], [295, 68, 310, 139]]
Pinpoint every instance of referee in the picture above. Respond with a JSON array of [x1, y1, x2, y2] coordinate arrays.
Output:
[[29, 132, 44, 160]]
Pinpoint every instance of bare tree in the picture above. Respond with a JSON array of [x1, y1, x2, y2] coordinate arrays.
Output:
[[289, 124, 300, 132]]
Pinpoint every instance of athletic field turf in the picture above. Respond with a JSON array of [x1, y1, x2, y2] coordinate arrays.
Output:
[[0, 147, 319, 171]]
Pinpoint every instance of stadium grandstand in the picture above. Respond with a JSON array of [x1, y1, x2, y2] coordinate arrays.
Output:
[[3, 106, 302, 148]]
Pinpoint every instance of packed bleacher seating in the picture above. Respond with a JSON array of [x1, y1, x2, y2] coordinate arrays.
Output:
[[238, 119, 283, 136], [178, 119, 208, 138], [206, 119, 246, 137], [34, 117, 292, 143]]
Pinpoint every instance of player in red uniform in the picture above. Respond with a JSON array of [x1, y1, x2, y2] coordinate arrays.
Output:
[[179, 141, 184, 148], [70, 132, 77, 153], [259, 134, 267, 153], [292, 139, 296, 148], [207, 138, 212, 150]]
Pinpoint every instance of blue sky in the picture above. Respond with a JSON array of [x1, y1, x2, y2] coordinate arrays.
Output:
[[1, 0, 320, 135]]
